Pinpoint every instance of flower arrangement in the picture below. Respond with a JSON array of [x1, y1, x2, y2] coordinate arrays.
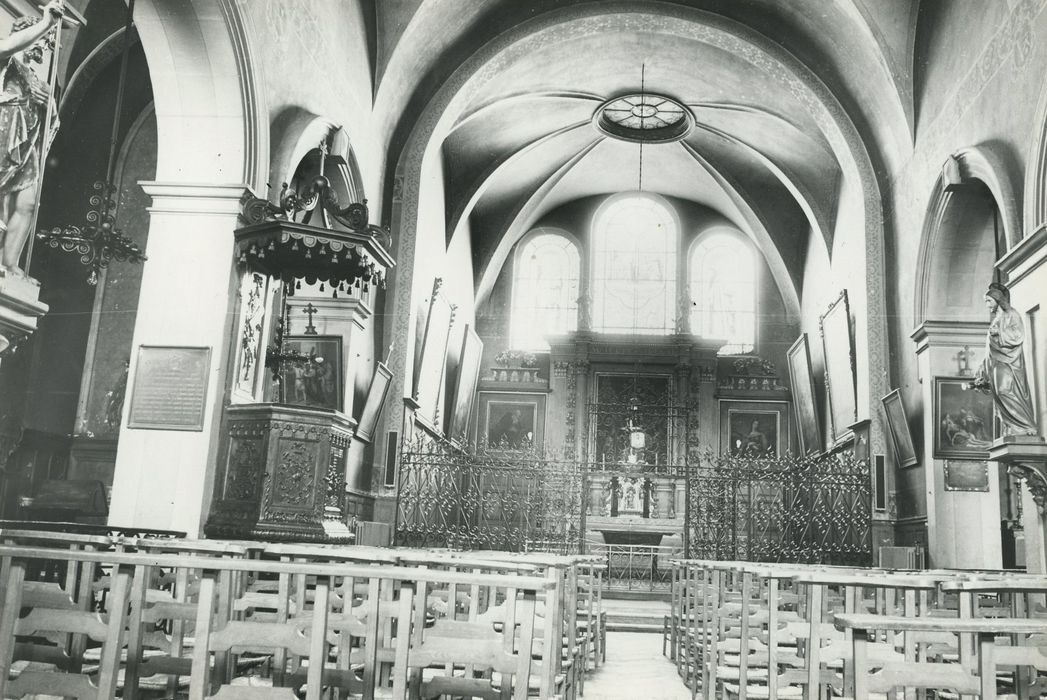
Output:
[[495, 350, 537, 367], [732, 356, 776, 376]]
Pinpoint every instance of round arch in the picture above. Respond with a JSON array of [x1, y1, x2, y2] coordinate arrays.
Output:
[[914, 146, 1019, 324], [381, 1, 888, 466], [1025, 74, 1047, 234], [508, 226, 582, 350], [589, 192, 680, 335], [135, 0, 267, 188], [688, 225, 761, 351]]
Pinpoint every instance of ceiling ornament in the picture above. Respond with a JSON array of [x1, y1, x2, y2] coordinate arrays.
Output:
[[593, 92, 694, 145]]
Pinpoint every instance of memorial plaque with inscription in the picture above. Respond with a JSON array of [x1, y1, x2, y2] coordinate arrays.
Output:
[[128, 346, 211, 431], [943, 460, 990, 492]]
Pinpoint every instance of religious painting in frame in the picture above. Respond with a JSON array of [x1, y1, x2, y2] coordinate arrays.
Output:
[[786, 334, 822, 456], [881, 389, 918, 468], [819, 290, 857, 444], [413, 278, 456, 430], [279, 336, 342, 411], [933, 376, 994, 459], [356, 362, 393, 443], [477, 392, 545, 451], [719, 400, 791, 458], [448, 325, 483, 443]]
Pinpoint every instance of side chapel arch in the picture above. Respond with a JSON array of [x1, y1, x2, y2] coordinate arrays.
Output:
[[379, 2, 889, 487], [914, 146, 1019, 325]]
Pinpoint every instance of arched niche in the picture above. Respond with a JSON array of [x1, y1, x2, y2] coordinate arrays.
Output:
[[915, 148, 1016, 324], [270, 111, 365, 203]]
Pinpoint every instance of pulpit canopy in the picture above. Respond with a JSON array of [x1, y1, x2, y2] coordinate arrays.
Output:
[[234, 219, 394, 292]]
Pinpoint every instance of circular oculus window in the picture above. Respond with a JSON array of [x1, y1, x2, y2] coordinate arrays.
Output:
[[594, 93, 694, 143]]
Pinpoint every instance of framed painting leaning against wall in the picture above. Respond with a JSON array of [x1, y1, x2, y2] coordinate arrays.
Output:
[[881, 388, 918, 467], [819, 290, 857, 445], [448, 325, 483, 443], [787, 333, 822, 456]]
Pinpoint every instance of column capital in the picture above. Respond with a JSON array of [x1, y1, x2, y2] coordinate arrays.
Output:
[[140, 181, 252, 216]]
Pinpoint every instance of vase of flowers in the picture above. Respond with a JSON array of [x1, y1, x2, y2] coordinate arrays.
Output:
[[493, 350, 540, 381]]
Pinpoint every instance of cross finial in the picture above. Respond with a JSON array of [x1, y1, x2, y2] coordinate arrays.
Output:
[[318, 139, 328, 174], [303, 303, 319, 335], [954, 345, 973, 376]]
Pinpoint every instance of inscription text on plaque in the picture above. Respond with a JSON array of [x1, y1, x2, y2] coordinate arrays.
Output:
[[128, 346, 212, 431]]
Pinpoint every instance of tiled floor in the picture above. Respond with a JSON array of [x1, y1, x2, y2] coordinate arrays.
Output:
[[582, 631, 692, 699]]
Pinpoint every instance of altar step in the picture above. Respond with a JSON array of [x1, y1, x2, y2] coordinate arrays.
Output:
[[602, 597, 670, 633]]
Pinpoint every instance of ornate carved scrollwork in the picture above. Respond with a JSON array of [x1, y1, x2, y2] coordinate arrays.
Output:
[[1007, 462, 1047, 514]]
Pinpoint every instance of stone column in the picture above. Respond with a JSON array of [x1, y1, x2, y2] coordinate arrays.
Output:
[[108, 183, 248, 536], [654, 477, 675, 519], [911, 321, 1002, 569]]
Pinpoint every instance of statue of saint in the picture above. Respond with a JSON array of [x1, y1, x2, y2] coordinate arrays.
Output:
[[968, 282, 1039, 436], [0, 2, 63, 273]]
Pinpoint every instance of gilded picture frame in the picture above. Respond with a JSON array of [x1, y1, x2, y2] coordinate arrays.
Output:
[[881, 389, 918, 467], [448, 325, 483, 443], [786, 333, 822, 456], [819, 290, 857, 444]]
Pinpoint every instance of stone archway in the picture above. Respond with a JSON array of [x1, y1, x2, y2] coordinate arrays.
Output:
[[914, 146, 1018, 325], [107, 0, 269, 535], [377, 2, 889, 496], [134, 0, 268, 187]]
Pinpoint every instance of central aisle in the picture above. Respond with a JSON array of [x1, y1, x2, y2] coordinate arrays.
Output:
[[582, 631, 692, 699]]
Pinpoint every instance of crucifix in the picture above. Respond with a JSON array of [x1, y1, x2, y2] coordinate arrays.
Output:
[[302, 303, 319, 335], [953, 345, 973, 376]]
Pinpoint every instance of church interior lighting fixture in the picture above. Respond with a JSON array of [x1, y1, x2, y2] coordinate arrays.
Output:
[[35, 0, 146, 285]]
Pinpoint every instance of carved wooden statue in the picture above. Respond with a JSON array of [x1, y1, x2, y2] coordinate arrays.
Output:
[[969, 282, 1039, 436], [0, 1, 63, 273]]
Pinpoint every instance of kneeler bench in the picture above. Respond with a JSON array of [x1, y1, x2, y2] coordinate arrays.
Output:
[[834, 613, 1047, 700]]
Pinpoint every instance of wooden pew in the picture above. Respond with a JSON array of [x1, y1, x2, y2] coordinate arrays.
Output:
[[835, 613, 1047, 699], [0, 556, 132, 700], [0, 542, 560, 700]]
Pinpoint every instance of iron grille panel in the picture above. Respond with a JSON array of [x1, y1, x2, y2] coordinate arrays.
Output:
[[685, 452, 872, 565], [396, 438, 584, 554]]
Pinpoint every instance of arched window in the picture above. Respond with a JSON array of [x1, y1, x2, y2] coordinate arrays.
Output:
[[592, 195, 677, 334], [510, 232, 580, 350], [690, 233, 757, 354]]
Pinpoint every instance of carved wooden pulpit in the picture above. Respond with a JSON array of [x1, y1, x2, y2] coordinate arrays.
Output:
[[206, 403, 355, 542], [204, 184, 394, 542]]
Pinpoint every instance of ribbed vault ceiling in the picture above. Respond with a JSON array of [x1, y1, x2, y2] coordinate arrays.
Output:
[[367, 0, 920, 309]]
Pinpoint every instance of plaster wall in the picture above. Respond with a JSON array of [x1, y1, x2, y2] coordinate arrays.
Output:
[[913, 334, 1002, 569], [240, 1, 381, 216], [886, 0, 1047, 537]]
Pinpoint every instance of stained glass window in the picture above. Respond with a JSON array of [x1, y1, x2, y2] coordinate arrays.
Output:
[[510, 232, 580, 350], [592, 195, 677, 334], [602, 95, 687, 130], [690, 233, 757, 354]]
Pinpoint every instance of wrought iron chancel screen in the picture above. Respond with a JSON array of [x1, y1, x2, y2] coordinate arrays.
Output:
[[590, 373, 682, 468], [686, 451, 872, 565], [395, 438, 584, 553]]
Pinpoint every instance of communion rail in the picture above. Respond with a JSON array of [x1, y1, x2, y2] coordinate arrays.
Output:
[[590, 543, 683, 592]]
